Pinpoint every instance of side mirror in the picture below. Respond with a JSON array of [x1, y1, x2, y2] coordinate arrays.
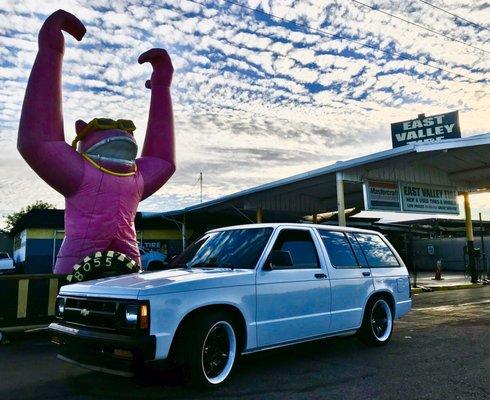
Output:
[[267, 250, 293, 270]]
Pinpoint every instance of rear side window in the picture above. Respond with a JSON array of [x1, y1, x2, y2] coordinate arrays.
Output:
[[0, 253, 9, 259], [354, 233, 399, 268], [272, 229, 320, 269], [319, 231, 358, 268], [345, 233, 369, 267]]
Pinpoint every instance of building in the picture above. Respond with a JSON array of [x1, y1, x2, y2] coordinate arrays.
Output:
[[145, 133, 490, 277], [10, 133, 490, 276], [10, 209, 189, 274]]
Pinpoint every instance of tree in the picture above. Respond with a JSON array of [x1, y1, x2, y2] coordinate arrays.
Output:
[[4, 200, 55, 233]]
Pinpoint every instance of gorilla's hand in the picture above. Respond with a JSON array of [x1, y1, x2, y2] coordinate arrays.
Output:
[[138, 48, 174, 88], [38, 9, 86, 53]]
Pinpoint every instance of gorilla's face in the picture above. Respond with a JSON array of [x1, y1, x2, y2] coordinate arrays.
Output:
[[75, 120, 138, 174]]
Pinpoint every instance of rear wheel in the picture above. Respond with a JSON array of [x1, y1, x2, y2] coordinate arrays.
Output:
[[177, 312, 239, 388], [359, 297, 393, 346]]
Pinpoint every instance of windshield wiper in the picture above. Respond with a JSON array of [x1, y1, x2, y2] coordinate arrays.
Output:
[[167, 263, 191, 270], [187, 262, 217, 269], [218, 263, 236, 270], [187, 262, 236, 270]]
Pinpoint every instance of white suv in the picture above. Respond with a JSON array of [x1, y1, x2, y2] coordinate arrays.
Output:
[[50, 224, 411, 388]]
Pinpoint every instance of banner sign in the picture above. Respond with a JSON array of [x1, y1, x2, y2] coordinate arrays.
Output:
[[364, 181, 401, 211], [400, 183, 459, 214], [391, 111, 461, 148]]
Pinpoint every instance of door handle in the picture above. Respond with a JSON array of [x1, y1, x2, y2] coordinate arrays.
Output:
[[315, 273, 327, 279], [362, 271, 371, 277]]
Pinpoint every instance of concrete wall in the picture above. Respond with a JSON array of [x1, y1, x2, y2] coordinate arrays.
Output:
[[413, 236, 490, 272]]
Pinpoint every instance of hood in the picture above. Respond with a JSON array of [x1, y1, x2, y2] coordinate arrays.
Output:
[[60, 268, 255, 298]]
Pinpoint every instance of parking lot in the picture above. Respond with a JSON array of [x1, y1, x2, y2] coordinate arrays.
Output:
[[1, 287, 488, 400]]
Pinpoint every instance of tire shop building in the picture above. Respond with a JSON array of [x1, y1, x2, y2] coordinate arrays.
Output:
[[146, 129, 490, 281], [10, 209, 190, 274]]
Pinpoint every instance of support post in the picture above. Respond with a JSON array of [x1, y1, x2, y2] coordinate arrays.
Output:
[[336, 172, 346, 227], [463, 192, 477, 283], [409, 226, 417, 288], [256, 207, 263, 224], [182, 214, 186, 251], [480, 212, 487, 279]]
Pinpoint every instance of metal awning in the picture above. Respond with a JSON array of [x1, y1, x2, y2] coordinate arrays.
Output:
[[145, 133, 490, 220]]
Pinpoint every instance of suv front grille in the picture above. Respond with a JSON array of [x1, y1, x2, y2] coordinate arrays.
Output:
[[63, 297, 118, 330]]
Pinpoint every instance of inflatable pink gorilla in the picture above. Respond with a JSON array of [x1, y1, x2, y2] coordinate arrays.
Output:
[[18, 10, 175, 274]]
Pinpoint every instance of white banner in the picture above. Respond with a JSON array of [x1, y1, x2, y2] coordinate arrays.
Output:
[[400, 183, 459, 214]]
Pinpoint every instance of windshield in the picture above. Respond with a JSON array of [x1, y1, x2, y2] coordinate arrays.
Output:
[[171, 228, 273, 270]]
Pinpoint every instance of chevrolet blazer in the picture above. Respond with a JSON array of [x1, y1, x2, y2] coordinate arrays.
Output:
[[49, 223, 411, 387]]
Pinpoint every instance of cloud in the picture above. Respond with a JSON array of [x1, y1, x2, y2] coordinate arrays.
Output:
[[0, 0, 488, 224]]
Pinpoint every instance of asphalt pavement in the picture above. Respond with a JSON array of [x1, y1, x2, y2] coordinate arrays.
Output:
[[0, 287, 489, 400]]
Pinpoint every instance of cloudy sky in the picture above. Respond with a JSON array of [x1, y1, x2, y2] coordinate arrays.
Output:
[[0, 0, 488, 223]]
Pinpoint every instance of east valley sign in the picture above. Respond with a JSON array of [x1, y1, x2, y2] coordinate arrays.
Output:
[[391, 111, 461, 148]]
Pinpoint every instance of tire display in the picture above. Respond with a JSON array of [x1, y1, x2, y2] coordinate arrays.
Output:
[[66, 251, 140, 283]]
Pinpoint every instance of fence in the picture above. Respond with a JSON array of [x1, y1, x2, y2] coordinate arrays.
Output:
[[413, 236, 490, 273], [0, 274, 67, 334]]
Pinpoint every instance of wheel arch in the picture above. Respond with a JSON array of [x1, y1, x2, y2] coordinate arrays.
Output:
[[363, 290, 396, 318], [147, 260, 164, 270], [170, 303, 248, 356]]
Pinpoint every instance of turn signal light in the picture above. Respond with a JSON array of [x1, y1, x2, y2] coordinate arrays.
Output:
[[114, 348, 133, 360], [140, 304, 149, 329]]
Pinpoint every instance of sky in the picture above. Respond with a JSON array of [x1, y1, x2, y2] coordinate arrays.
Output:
[[0, 0, 488, 224]]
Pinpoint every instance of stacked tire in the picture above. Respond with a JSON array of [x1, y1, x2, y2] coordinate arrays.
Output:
[[66, 251, 140, 283]]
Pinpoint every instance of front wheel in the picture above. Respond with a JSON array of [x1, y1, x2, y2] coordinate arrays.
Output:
[[177, 313, 239, 388], [359, 297, 394, 346]]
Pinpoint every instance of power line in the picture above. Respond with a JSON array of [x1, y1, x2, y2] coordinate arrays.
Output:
[[351, 0, 489, 55], [187, 0, 481, 83], [416, 0, 489, 33]]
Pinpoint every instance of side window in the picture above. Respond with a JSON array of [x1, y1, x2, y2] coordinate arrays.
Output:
[[354, 233, 399, 268], [271, 229, 320, 269], [345, 233, 369, 267], [319, 231, 358, 268]]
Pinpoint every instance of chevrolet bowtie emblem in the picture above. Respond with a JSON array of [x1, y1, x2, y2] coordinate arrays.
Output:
[[80, 309, 89, 316]]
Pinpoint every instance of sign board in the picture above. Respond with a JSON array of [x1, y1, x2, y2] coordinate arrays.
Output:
[[391, 111, 461, 148], [400, 183, 459, 214], [363, 181, 460, 215], [364, 181, 401, 211]]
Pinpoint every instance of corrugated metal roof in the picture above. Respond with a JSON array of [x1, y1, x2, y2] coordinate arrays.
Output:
[[144, 133, 490, 218]]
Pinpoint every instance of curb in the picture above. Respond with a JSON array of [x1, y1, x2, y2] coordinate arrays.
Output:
[[412, 283, 485, 294]]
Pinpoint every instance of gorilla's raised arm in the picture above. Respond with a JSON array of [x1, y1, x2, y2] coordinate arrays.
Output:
[[136, 49, 176, 200], [18, 10, 85, 196]]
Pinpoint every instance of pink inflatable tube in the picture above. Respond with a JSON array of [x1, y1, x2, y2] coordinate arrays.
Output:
[[18, 10, 176, 274]]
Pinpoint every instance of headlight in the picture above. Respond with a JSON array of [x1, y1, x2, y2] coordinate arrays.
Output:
[[119, 303, 149, 330], [124, 304, 139, 325], [55, 297, 65, 318]]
